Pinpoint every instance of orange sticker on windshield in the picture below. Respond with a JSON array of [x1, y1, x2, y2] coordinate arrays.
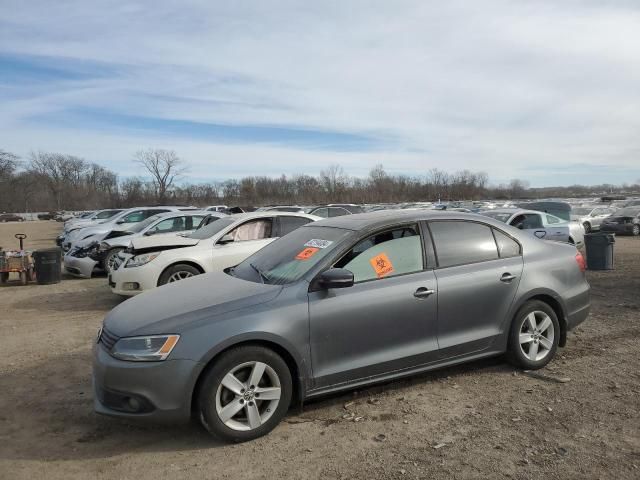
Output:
[[370, 253, 394, 278], [296, 247, 319, 260]]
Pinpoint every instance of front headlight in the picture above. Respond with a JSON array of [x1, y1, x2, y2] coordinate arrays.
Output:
[[125, 252, 160, 268], [111, 335, 180, 361]]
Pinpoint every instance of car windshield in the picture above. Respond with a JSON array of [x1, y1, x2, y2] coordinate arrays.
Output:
[[232, 226, 353, 285], [617, 207, 640, 217], [127, 215, 163, 233], [572, 208, 592, 215], [188, 217, 235, 239], [478, 211, 512, 223]]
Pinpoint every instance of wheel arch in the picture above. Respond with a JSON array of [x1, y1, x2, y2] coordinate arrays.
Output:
[[511, 290, 568, 347], [157, 260, 206, 286], [190, 334, 308, 419]]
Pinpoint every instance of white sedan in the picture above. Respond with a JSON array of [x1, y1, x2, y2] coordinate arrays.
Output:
[[109, 211, 319, 296]]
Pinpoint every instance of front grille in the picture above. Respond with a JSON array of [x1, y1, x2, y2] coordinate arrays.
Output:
[[99, 327, 120, 351]]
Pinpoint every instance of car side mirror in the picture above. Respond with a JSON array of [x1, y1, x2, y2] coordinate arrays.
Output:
[[116, 219, 125, 224], [143, 230, 155, 236], [311, 268, 354, 291], [218, 234, 234, 245]]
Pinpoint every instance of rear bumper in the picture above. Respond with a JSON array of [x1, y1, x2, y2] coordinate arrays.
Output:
[[567, 302, 590, 331]]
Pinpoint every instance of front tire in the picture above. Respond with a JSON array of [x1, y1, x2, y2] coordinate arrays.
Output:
[[582, 222, 591, 234], [197, 346, 292, 442], [632, 224, 640, 236], [506, 300, 560, 370], [103, 248, 124, 274], [157, 263, 201, 286]]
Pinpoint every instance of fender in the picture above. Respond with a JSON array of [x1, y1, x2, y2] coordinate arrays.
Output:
[[190, 331, 311, 405]]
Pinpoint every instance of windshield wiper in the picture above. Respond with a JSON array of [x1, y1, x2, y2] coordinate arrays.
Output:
[[249, 262, 270, 284]]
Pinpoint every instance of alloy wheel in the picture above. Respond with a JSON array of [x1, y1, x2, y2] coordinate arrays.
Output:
[[168, 271, 194, 282], [106, 251, 122, 273], [633, 224, 640, 236], [215, 361, 281, 431], [519, 311, 555, 362]]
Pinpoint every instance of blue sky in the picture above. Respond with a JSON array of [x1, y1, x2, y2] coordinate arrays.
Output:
[[1, 1, 639, 187]]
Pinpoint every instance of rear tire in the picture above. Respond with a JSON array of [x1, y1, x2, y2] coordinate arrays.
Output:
[[157, 263, 201, 286], [506, 300, 560, 370], [0, 272, 8, 283], [197, 346, 292, 442]]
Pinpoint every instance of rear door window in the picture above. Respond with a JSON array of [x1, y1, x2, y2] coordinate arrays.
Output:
[[188, 215, 206, 229], [278, 216, 314, 236], [121, 210, 146, 223], [429, 221, 499, 268], [334, 226, 423, 282], [153, 216, 186, 233], [328, 207, 349, 217], [511, 214, 543, 229], [312, 208, 329, 218]]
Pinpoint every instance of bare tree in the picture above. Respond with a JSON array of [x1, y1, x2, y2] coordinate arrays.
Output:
[[134, 149, 186, 203], [0, 150, 20, 178], [320, 164, 347, 199], [29, 151, 89, 210], [508, 178, 530, 199]]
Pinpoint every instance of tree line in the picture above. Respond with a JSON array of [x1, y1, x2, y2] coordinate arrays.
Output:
[[1, 148, 638, 213]]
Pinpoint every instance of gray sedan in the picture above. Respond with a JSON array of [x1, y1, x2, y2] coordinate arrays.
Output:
[[93, 210, 590, 442]]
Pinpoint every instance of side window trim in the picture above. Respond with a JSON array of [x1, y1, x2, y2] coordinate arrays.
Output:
[[418, 221, 437, 269]]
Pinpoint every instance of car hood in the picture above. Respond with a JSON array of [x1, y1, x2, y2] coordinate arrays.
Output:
[[130, 233, 200, 251], [104, 271, 282, 337]]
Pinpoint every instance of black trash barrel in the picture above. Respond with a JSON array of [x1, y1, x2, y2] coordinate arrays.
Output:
[[584, 233, 615, 270], [33, 248, 62, 284]]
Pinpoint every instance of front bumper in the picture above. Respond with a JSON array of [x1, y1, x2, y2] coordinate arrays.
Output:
[[92, 342, 200, 423], [109, 261, 162, 296], [63, 254, 98, 278]]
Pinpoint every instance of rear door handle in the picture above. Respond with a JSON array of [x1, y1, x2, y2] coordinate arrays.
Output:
[[414, 287, 435, 299], [500, 273, 517, 282]]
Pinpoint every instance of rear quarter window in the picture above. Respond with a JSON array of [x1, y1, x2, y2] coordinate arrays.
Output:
[[493, 229, 521, 258]]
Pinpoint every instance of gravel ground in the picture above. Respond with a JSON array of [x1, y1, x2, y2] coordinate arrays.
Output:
[[0, 221, 638, 480]]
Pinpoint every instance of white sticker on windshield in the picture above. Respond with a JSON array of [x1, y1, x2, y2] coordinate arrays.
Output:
[[304, 239, 333, 249]]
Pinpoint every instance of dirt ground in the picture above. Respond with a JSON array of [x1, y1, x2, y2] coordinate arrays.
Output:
[[0, 221, 638, 480]]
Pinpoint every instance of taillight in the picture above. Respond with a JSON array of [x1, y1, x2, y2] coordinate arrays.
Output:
[[575, 252, 586, 272]]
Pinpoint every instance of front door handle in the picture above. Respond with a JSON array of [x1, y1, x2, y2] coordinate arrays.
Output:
[[534, 230, 547, 238], [500, 273, 517, 282], [414, 287, 435, 299]]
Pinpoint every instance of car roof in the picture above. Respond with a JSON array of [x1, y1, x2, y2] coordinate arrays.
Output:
[[310, 209, 502, 231], [481, 208, 549, 216], [145, 210, 212, 220], [229, 211, 319, 221]]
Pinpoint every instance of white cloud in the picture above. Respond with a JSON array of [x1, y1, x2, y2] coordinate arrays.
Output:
[[1, 0, 639, 186]]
